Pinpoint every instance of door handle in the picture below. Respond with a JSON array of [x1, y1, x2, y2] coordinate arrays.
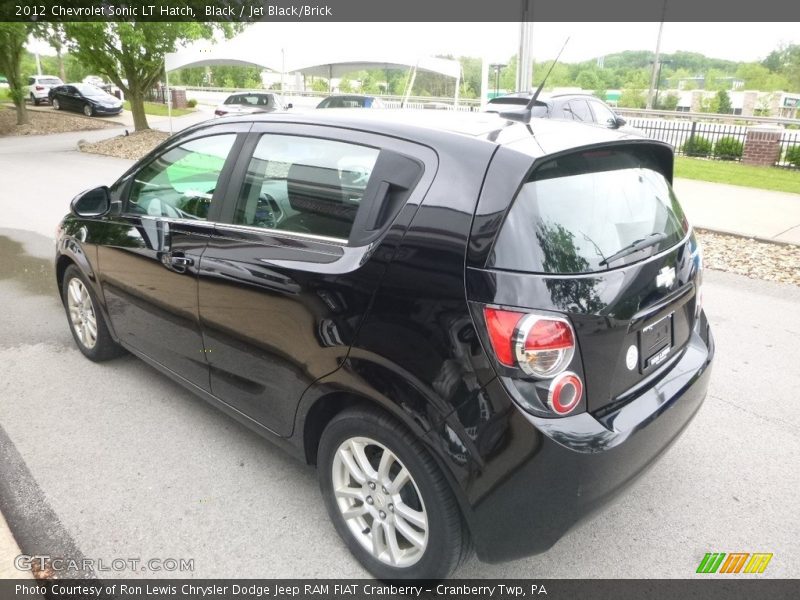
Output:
[[171, 256, 194, 267]]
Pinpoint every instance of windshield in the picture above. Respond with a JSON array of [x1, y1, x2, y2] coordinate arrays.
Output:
[[489, 147, 688, 274], [225, 94, 271, 106], [74, 83, 109, 97]]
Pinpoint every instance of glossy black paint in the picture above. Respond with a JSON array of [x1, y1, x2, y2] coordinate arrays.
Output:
[[55, 111, 713, 564]]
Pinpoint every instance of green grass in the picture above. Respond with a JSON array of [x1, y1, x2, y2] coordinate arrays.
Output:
[[122, 100, 194, 117], [674, 156, 800, 194], [0, 88, 10, 102]]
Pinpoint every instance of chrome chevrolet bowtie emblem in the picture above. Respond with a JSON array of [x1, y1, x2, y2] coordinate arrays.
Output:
[[656, 266, 676, 288]]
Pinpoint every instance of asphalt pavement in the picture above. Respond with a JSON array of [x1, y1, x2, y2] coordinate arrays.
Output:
[[0, 124, 798, 579]]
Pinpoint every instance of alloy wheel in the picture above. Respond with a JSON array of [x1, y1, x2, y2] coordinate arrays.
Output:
[[331, 436, 429, 568], [66, 278, 97, 349], [53, 99, 60, 110], [83, 104, 92, 117]]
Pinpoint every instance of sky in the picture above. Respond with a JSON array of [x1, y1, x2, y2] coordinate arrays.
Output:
[[28, 22, 800, 65]]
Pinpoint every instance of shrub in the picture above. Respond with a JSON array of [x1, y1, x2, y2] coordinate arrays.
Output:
[[714, 136, 743, 160], [786, 145, 800, 168], [681, 135, 713, 157], [186, 99, 197, 108]]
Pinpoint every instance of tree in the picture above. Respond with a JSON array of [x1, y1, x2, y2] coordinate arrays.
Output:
[[716, 90, 733, 114], [43, 25, 68, 82], [63, 22, 239, 131], [618, 88, 646, 108], [0, 23, 35, 125]]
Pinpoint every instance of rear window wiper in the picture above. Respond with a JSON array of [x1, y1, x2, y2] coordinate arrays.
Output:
[[598, 232, 668, 267]]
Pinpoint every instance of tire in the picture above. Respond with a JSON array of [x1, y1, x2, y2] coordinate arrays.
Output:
[[318, 407, 471, 579], [61, 265, 125, 362], [30, 93, 39, 106], [83, 103, 93, 117], [52, 98, 60, 110]]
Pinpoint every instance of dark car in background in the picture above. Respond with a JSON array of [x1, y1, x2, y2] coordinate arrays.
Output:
[[49, 83, 123, 117], [55, 110, 712, 579], [316, 94, 385, 109], [487, 91, 643, 135], [214, 92, 291, 117]]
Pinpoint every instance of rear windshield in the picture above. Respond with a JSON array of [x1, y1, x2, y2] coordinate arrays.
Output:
[[489, 146, 688, 274]]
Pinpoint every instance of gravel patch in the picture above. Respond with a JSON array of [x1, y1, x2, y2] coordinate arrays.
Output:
[[78, 130, 169, 160], [0, 106, 118, 136], [697, 230, 800, 286]]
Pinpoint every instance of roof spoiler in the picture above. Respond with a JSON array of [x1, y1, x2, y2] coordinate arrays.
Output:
[[500, 37, 570, 123]]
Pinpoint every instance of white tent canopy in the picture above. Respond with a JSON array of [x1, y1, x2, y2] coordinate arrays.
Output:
[[164, 36, 462, 94]]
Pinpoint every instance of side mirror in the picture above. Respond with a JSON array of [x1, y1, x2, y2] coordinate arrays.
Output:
[[614, 116, 627, 128], [71, 186, 111, 217], [286, 103, 293, 109]]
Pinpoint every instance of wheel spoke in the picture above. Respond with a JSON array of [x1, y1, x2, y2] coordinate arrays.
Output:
[[338, 447, 367, 485], [341, 503, 367, 521], [377, 448, 394, 485], [334, 486, 364, 501], [68, 281, 82, 304], [371, 521, 386, 558], [394, 513, 426, 549], [389, 467, 410, 493], [349, 440, 377, 480], [383, 521, 402, 565], [394, 501, 426, 530]]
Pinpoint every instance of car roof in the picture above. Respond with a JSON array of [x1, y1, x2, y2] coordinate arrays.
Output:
[[206, 109, 640, 159]]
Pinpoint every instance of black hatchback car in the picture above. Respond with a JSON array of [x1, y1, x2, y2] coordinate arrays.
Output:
[[49, 83, 123, 117], [55, 111, 713, 579]]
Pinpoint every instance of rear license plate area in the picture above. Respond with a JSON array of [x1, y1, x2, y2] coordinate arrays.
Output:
[[641, 313, 673, 369]]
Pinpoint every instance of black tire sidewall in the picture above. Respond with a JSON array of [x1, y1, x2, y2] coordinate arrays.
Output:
[[318, 410, 463, 579]]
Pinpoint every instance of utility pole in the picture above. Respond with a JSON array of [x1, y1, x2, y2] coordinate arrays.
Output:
[[646, 2, 667, 110], [516, 2, 534, 92]]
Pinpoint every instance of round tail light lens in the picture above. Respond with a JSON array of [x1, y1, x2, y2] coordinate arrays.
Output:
[[548, 372, 583, 415], [513, 314, 575, 378], [483, 308, 577, 378]]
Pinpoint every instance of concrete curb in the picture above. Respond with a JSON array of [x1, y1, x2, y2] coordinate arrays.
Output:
[[694, 226, 800, 247]]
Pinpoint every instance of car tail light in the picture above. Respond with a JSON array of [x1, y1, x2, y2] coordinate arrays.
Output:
[[214, 109, 226, 116], [548, 372, 583, 415], [483, 308, 576, 378], [35, 85, 45, 91]]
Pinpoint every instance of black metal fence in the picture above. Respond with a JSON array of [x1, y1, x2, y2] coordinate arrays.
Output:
[[626, 118, 749, 161], [778, 129, 800, 169]]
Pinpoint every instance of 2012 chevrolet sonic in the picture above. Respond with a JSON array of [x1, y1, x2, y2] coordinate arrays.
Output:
[[55, 110, 714, 579]]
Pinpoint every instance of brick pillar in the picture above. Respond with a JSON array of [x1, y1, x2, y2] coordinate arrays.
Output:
[[741, 91, 757, 117], [742, 126, 782, 167], [690, 91, 703, 113], [170, 88, 187, 109]]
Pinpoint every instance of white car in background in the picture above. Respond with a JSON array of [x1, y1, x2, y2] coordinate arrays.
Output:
[[82, 75, 112, 92], [214, 92, 291, 117], [27, 75, 64, 105]]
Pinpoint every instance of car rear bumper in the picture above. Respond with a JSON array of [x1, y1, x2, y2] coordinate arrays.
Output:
[[468, 320, 714, 563]]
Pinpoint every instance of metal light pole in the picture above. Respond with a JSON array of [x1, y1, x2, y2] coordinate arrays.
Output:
[[489, 63, 506, 97], [646, 2, 667, 110]]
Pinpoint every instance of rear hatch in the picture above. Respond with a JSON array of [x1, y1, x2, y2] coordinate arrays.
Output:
[[468, 143, 703, 416]]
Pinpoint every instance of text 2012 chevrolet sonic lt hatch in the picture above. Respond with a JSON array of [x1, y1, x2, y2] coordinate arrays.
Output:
[[55, 110, 714, 579]]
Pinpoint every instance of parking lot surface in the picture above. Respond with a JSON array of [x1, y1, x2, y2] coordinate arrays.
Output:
[[0, 130, 798, 578]]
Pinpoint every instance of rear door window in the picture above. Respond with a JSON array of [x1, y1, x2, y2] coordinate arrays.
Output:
[[233, 134, 380, 240], [489, 147, 688, 274]]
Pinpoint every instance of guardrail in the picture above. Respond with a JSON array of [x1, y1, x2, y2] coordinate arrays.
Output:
[[616, 107, 800, 128]]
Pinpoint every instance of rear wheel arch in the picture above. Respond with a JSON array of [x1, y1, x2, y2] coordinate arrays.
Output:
[[300, 389, 479, 538]]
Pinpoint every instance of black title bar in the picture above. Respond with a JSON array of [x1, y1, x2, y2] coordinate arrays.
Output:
[[2, 0, 800, 22]]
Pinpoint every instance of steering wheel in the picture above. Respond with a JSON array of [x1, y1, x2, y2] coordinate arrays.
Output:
[[254, 193, 283, 229]]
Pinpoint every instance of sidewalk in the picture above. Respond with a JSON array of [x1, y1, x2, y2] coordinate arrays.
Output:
[[673, 178, 800, 245]]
